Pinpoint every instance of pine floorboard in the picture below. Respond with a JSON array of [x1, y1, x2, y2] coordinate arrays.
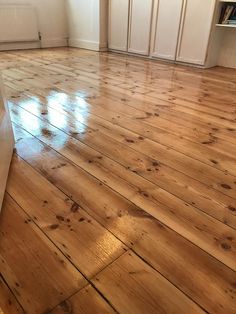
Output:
[[0, 48, 236, 313]]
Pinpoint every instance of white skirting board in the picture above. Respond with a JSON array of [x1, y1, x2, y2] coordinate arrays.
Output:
[[0, 38, 68, 51], [69, 38, 101, 51], [40, 38, 68, 48], [0, 41, 40, 51]]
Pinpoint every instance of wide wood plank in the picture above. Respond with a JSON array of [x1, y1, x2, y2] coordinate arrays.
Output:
[[50, 285, 115, 314], [6, 154, 127, 278], [0, 194, 87, 313], [0, 276, 24, 314], [92, 251, 204, 314]]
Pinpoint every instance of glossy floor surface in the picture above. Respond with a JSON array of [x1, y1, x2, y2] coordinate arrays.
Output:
[[0, 48, 236, 314]]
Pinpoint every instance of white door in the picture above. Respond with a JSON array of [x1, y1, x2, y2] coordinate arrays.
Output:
[[0, 77, 14, 210], [108, 0, 130, 51], [128, 0, 153, 55], [151, 0, 184, 60], [177, 0, 215, 65]]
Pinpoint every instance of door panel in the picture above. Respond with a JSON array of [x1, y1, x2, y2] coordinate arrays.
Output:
[[108, 0, 129, 51], [128, 0, 153, 55], [152, 0, 183, 60], [177, 0, 215, 65], [0, 78, 14, 210]]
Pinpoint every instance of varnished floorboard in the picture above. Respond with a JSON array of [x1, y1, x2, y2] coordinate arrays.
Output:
[[0, 48, 236, 313]]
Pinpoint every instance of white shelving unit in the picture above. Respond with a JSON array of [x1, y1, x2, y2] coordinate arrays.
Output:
[[206, 0, 236, 68], [216, 23, 236, 27], [216, 0, 236, 27]]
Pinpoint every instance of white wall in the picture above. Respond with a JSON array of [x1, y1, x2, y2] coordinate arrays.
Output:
[[0, 0, 68, 49], [0, 0, 108, 52], [67, 0, 108, 51], [218, 29, 236, 69], [0, 0, 234, 69]]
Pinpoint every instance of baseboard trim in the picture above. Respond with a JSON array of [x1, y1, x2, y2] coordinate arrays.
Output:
[[69, 38, 100, 51], [41, 38, 68, 48], [0, 41, 40, 51], [0, 38, 68, 51]]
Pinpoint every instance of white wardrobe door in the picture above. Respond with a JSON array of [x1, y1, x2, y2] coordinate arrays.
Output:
[[108, 0, 129, 51], [177, 0, 215, 65], [128, 0, 153, 55], [152, 0, 183, 60]]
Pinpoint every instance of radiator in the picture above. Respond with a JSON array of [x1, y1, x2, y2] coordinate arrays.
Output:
[[0, 5, 39, 43]]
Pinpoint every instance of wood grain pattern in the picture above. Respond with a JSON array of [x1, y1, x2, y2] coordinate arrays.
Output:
[[50, 285, 115, 314], [0, 48, 236, 313], [10, 126, 236, 314], [92, 251, 204, 314], [6, 154, 127, 279], [0, 276, 24, 314], [10, 118, 236, 271], [0, 194, 87, 313], [7, 99, 236, 229]]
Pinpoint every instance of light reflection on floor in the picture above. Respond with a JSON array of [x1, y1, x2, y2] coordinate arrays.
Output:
[[47, 91, 90, 128]]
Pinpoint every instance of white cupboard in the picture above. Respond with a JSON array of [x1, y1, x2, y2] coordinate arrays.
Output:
[[151, 0, 184, 60], [177, 0, 216, 65], [128, 0, 153, 55], [108, 0, 129, 51], [108, 0, 218, 67]]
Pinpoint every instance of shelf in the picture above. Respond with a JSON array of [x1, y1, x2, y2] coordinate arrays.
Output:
[[216, 23, 236, 27]]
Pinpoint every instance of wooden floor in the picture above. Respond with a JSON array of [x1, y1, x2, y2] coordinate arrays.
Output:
[[0, 48, 236, 314]]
